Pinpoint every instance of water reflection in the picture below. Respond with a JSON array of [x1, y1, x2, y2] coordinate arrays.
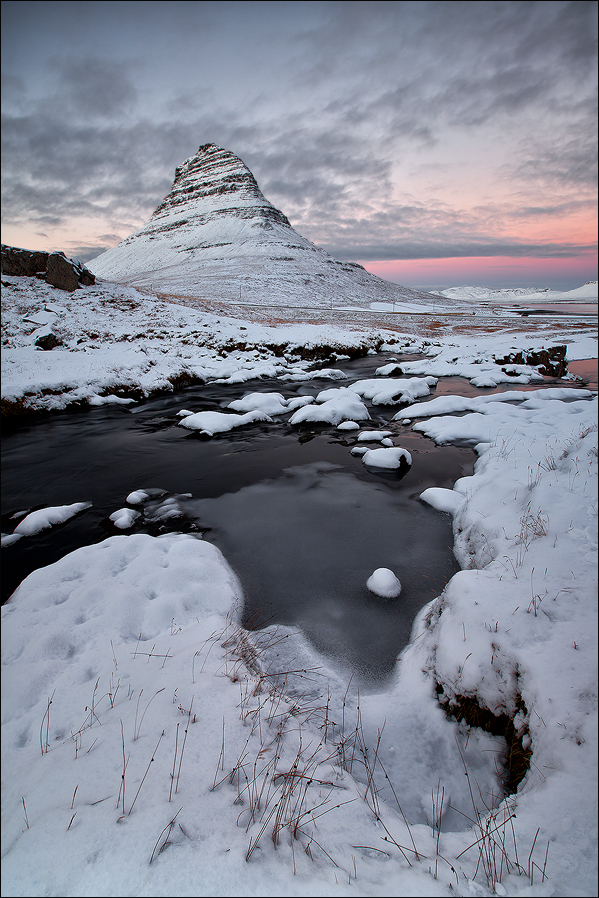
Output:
[[189, 461, 459, 683]]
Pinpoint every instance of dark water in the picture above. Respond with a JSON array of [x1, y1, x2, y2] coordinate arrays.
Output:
[[3, 351, 590, 683]]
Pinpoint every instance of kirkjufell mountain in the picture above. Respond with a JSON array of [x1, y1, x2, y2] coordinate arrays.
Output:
[[89, 144, 440, 309]]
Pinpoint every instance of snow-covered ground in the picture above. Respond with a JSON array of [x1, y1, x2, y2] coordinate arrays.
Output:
[[1, 276, 597, 896], [1, 275, 596, 415]]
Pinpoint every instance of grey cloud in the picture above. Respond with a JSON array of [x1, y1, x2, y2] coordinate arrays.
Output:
[[1, 112, 201, 228], [292, 1, 596, 140], [511, 200, 596, 217], [512, 128, 598, 189], [49, 56, 138, 119], [1, 1, 596, 265], [67, 245, 117, 263], [328, 241, 597, 262]]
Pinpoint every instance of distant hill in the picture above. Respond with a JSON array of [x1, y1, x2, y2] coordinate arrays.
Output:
[[431, 282, 598, 303]]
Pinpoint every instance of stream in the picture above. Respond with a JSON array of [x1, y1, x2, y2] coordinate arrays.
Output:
[[2, 351, 594, 684]]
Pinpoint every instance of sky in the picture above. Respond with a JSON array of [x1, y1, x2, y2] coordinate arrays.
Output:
[[1, 0, 597, 292]]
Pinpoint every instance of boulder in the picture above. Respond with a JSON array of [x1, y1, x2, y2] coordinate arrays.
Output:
[[1, 245, 49, 277], [1, 244, 96, 291], [46, 252, 81, 292], [494, 346, 567, 378], [35, 333, 62, 351]]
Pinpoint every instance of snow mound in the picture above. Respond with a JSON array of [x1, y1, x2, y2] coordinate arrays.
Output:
[[11, 502, 92, 537], [350, 375, 437, 406], [178, 408, 271, 435], [362, 447, 412, 469], [289, 387, 370, 425], [366, 568, 402, 598], [109, 508, 141, 529], [227, 392, 289, 416], [419, 487, 464, 515], [357, 430, 393, 442]]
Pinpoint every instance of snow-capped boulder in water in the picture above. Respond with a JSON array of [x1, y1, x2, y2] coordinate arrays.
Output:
[[366, 568, 402, 598], [88, 144, 447, 310], [362, 446, 412, 471]]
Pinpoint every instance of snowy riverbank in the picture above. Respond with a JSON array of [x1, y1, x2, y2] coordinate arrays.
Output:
[[2, 275, 597, 415], [1, 277, 597, 896]]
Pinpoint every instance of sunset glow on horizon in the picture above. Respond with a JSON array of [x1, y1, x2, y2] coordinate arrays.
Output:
[[360, 254, 598, 292]]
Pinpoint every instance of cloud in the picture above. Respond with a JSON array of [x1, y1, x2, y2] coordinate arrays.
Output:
[[1, 1, 596, 268], [329, 240, 597, 262], [511, 124, 598, 189], [49, 56, 138, 118]]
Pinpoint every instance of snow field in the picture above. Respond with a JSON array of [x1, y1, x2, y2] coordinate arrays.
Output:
[[2, 275, 596, 415], [1, 275, 597, 895], [0, 534, 464, 896]]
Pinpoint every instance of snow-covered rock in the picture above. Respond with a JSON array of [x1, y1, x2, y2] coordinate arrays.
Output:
[[366, 567, 402, 598], [178, 408, 271, 435], [11, 502, 92, 537], [350, 375, 437, 406], [227, 391, 289, 416], [362, 447, 412, 469], [289, 387, 370, 426], [109, 508, 141, 529]]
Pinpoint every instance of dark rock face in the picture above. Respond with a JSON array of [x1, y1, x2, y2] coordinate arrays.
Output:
[[35, 333, 62, 351], [1, 244, 95, 291], [494, 346, 568, 377], [46, 252, 81, 292], [1, 245, 49, 277]]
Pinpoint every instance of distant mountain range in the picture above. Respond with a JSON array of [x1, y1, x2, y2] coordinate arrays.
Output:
[[431, 282, 598, 303], [89, 144, 464, 311]]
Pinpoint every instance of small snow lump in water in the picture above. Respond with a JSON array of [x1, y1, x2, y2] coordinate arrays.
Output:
[[366, 568, 402, 598]]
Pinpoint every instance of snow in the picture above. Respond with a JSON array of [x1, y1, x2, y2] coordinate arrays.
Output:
[[178, 408, 272, 435], [1, 273, 598, 897], [0, 276, 387, 414], [349, 375, 438, 406], [419, 487, 465, 515], [362, 447, 412, 469], [2, 275, 596, 415], [126, 490, 152, 505], [366, 568, 402, 598], [227, 391, 312, 415], [6, 502, 93, 542], [356, 430, 393, 441], [109, 508, 141, 530], [433, 281, 598, 303], [289, 387, 370, 426]]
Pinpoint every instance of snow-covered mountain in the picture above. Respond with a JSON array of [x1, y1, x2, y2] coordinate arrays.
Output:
[[433, 281, 598, 303], [89, 144, 446, 310]]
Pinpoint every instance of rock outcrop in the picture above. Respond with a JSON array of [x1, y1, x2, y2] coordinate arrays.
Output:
[[1, 245, 95, 292], [88, 144, 450, 311], [1, 246, 49, 277]]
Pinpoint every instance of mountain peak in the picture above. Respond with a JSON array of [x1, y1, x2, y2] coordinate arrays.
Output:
[[89, 145, 442, 310], [149, 144, 291, 229]]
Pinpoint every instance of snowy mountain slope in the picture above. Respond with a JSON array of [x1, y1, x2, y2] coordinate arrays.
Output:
[[88, 144, 455, 310], [434, 281, 599, 303]]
